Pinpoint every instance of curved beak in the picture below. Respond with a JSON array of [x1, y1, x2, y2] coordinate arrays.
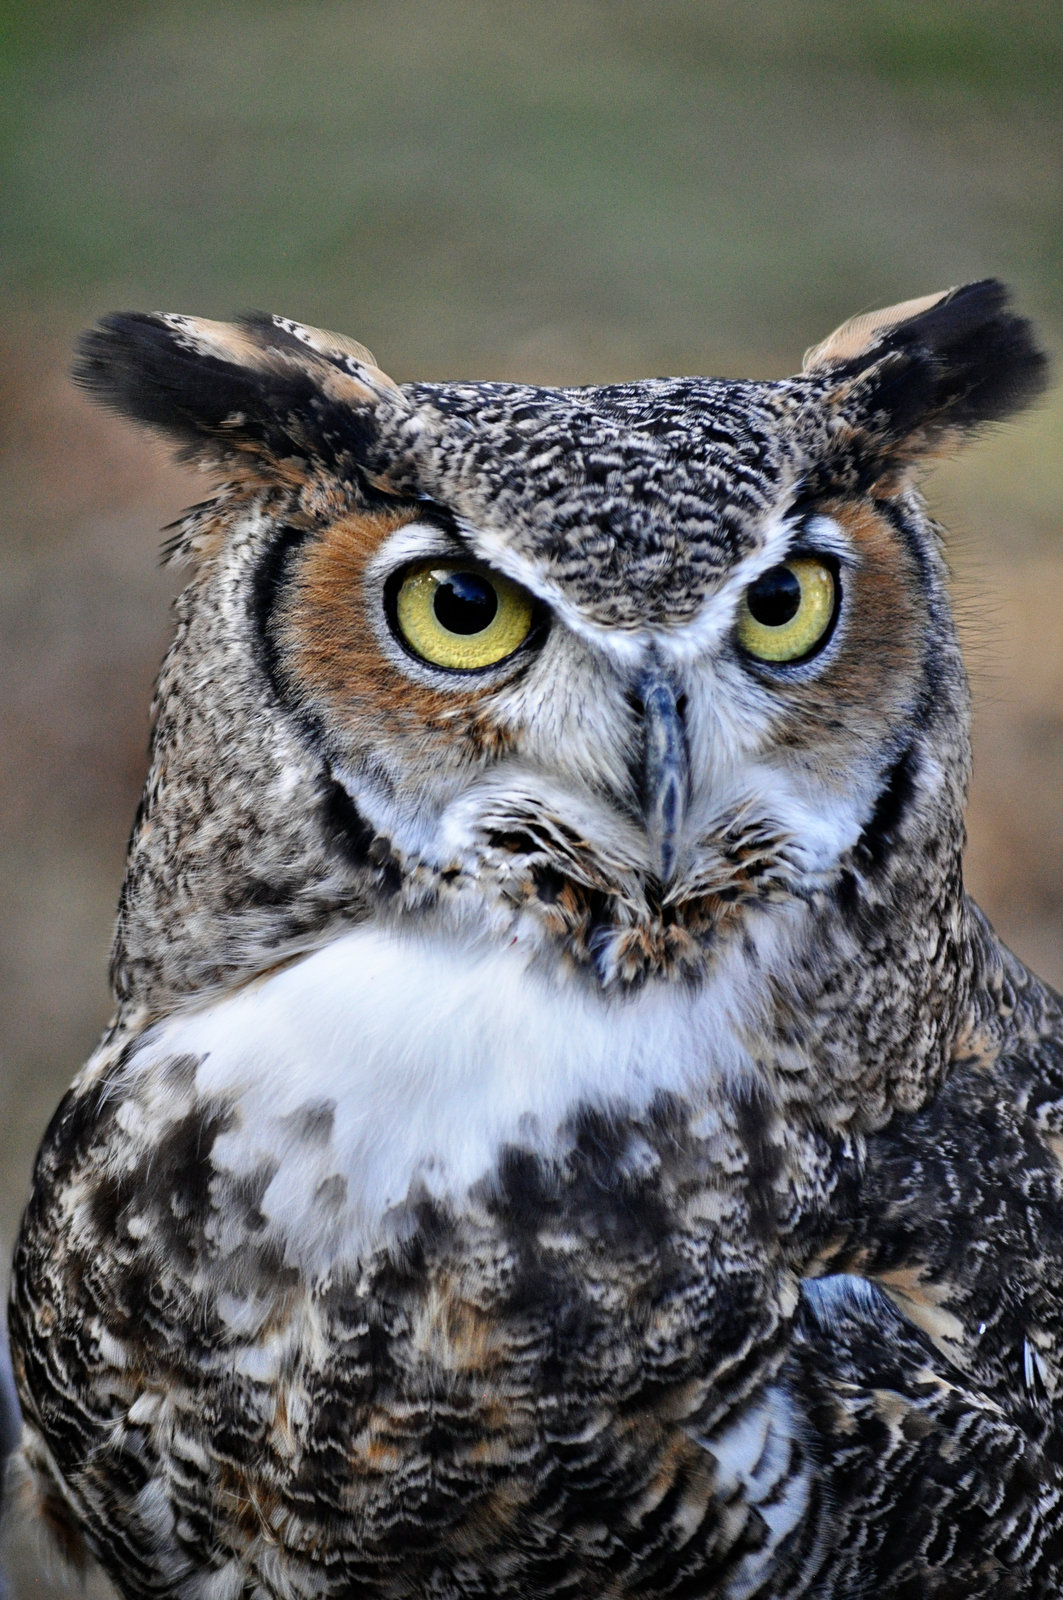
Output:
[[634, 659, 690, 884]]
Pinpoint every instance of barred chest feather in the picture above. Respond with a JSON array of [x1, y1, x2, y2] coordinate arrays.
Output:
[[13, 921, 842, 1598]]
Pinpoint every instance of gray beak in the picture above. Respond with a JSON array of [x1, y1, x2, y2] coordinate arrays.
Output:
[[634, 659, 690, 884]]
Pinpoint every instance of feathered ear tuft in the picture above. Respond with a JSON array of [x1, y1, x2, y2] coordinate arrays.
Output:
[[802, 280, 1050, 471], [72, 311, 404, 493]]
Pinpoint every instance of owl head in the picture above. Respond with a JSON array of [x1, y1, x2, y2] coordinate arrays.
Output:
[[77, 283, 1046, 1120]]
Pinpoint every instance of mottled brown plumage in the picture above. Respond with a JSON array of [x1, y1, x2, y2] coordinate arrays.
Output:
[[9, 281, 1063, 1598]]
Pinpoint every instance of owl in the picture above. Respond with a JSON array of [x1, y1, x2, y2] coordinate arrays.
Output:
[[8, 281, 1063, 1599]]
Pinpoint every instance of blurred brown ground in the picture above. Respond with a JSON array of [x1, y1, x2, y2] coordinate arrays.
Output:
[[0, 2, 1061, 1594]]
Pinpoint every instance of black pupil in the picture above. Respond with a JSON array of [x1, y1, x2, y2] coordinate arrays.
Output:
[[433, 571, 499, 635], [747, 564, 802, 627]]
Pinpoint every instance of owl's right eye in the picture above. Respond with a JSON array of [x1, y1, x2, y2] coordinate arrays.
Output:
[[389, 560, 536, 671]]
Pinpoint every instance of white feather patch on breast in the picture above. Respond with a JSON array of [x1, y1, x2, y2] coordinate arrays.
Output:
[[118, 917, 787, 1273]]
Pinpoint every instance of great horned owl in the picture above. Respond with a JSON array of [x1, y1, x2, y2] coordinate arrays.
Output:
[[8, 282, 1063, 1598]]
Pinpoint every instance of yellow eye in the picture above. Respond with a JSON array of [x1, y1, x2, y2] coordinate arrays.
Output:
[[392, 561, 535, 671], [736, 556, 838, 663]]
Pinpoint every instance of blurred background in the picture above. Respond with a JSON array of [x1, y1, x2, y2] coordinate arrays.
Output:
[[0, 1, 1061, 1591]]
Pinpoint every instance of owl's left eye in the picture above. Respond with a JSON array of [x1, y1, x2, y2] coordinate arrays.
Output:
[[736, 555, 838, 664], [390, 561, 535, 671]]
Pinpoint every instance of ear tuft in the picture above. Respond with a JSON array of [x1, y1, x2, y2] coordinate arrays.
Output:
[[72, 311, 403, 488], [234, 312, 394, 385], [803, 289, 957, 372], [803, 280, 1049, 462]]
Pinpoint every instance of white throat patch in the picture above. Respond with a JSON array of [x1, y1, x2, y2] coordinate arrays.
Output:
[[117, 915, 794, 1274]]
